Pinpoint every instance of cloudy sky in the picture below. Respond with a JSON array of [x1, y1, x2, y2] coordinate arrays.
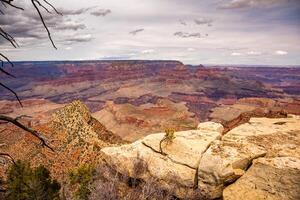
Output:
[[1, 0, 300, 65]]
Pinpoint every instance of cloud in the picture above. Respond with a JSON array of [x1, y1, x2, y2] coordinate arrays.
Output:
[[174, 32, 201, 38], [217, 47, 249, 51], [54, 21, 86, 31], [247, 51, 262, 55], [1, 0, 299, 65], [100, 54, 134, 60], [129, 29, 144, 35], [90, 9, 111, 17], [187, 48, 196, 51], [63, 34, 93, 45], [219, 0, 286, 9], [194, 18, 213, 26], [179, 20, 187, 26], [141, 49, 155, 54], [0, 3, 88, 47], [275, 50, 288, 55], [60, 7, 92, 15], [231, 52, 243, 56]]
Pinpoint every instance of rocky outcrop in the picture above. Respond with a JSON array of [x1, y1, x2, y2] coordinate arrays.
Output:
[[198, 115, 300, 199], [223, 157, 300, 200], [93, 99, 198, 141], [101, 122, 223, 198], [101, 115, 300, 199], [52, 100, 123, 146], [0, 100, 124, 182], [209, 98, 289, 133]]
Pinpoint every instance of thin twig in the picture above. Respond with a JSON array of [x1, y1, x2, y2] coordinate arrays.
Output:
[[0, 66, 16, 78], [0, 0, 24, 10], [31, 0, 57, 49], [34, 0, 51, 13], [0, 0, 59, 105], [0, 83, 22, 106], [43, 0, 62, 15], [0, 115, 54, 151], [0, 52, 14, 67], [0, 153, 16, 165]]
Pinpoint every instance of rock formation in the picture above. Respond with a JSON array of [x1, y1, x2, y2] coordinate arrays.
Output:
[[223, 157, 300, 200], [0, 100, 124, 181], [209, 97, 295, 133], [1, 61, 300, 141], [93, 99, 198, 141], [101, 115, 300, 199]]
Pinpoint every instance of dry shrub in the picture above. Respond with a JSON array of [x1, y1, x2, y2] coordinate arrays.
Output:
[[89, 161, 176, 200], [89, 174, 118, 200], [123, 177, 175, 200]]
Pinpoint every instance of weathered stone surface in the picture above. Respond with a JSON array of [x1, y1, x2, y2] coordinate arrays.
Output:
[[197, 121, 224, 133], [223, 157, 300, 200], [143, 127, 222, 168], [101, 115, 300, 199], [101, 140, 199, 198], [198, 115, 300, 199], [101, 123, 223, 199]]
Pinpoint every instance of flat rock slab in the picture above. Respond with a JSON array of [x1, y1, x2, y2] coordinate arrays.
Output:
[[143, 125, 222, 168], [223, 157, 300, 200], [101, 122, 223, 199]]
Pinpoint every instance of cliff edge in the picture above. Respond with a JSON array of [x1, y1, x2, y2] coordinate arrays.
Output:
[[101, 115, 300, 199]]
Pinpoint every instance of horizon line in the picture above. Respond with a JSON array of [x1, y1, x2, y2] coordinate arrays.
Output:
[[6, 59, 300, 67]]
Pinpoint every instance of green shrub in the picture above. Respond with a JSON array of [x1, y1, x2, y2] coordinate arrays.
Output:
[[6, 160, 60, 200], [69, 164, 95, 200], [159, 128, 176, 154], [164, 128, 176, 141]]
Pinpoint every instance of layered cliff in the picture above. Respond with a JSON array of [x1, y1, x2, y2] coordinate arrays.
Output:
[[1, 61, 299, 141]]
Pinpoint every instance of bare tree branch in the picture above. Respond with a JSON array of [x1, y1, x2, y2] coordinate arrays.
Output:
[[0, 83, 22, 106], [43, 0, 62, 15], [0, 65, 15, 78], [0, 27, 18, 48], [34, 0, 51, 14], [31, 0, 57, 49], [0, 0, 24, 10], [0, 53, 14, 67], [0, 0, 60, 104], [0, 115, 54, 151], [0, 153, 16, 165]]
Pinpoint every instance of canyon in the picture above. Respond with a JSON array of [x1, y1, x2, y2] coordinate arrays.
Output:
[[1, 60, 299, 140], [0, 60, 300, 199], [0, 100, 299, 199]]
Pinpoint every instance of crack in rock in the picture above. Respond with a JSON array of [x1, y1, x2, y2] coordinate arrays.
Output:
[[141, 141, 196, 170]]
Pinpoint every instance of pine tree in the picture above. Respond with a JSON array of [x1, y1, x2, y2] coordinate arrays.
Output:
[[6, 160, 61, 200], [69, 164, 95, 200]]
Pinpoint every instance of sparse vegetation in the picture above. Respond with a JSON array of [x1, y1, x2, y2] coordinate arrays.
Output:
[[5, 160, 60, 200], [159, 128, 176, 155], [69, 164, 96, 200], [89, 163, 175, 200]]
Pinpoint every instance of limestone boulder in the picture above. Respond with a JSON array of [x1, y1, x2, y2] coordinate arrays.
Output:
[[223, 157, 300, 200], [101, 122, 223, 199], [197, 121, 224, 133], [198, 115, 300, 199]]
